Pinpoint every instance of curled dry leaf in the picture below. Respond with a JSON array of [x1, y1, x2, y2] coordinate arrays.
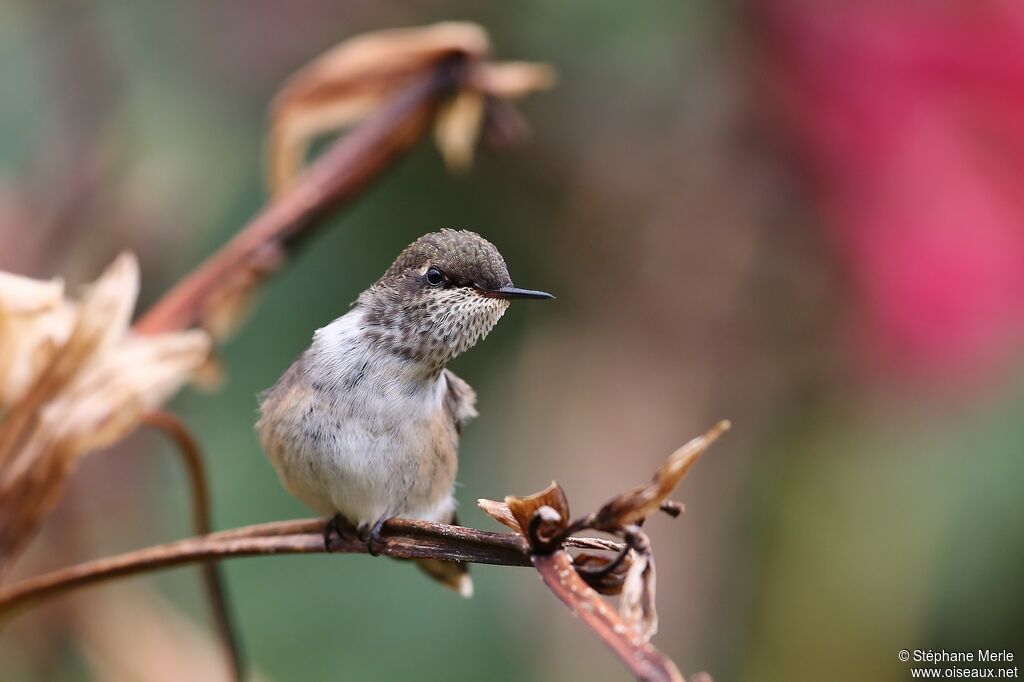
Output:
[[268, 21, 555, 192], [593, 420, 730, 531], [573, 550, 632, 596], [620, 549, 658, 642], [0, 253, 211, 571]]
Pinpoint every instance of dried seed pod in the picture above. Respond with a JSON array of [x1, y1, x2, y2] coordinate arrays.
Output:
[[505, 481, 569, 552]]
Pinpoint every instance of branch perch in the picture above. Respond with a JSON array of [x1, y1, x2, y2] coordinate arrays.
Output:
[[0, 518, 531, 616], [0, 421, 728, 682]]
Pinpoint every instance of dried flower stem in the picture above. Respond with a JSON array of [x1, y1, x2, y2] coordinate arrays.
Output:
[[534, 551, 683, 682], [140, 411, 243, 682], [134, 57, 462, 335]]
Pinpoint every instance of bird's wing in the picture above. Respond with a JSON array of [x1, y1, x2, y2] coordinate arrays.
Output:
[[442, 368, 478, 434]]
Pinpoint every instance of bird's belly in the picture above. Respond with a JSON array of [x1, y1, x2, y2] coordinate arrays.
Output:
[[270, 412, 458, 528]]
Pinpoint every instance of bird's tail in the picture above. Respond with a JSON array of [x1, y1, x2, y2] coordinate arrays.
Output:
[[415, 558, 473, 598]]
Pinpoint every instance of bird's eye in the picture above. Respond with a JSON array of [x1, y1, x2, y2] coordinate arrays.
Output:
[[425, 267, 445, 286]]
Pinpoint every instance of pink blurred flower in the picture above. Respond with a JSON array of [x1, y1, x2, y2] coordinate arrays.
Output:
[[756, 0, 1024, 383]]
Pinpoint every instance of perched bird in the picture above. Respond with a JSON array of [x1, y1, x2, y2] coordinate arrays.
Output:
[[257, 229, 553, 596]]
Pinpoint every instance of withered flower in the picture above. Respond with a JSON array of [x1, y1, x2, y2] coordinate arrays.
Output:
[[0, 254, 211, 570], [479, 423, 731, 648], [268, 21, 555, 193]]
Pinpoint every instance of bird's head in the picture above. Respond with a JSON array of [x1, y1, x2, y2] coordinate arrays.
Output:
[[360, 229, 553, 369]]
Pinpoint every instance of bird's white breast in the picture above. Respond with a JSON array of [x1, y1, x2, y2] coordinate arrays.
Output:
[[257, 307, 459, 527]]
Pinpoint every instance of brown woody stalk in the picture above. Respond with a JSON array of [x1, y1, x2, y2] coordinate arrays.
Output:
[[140, 411, 243, 682]]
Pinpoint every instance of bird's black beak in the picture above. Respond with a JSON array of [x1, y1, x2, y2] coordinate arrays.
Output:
[[477, 285, 555, 301]]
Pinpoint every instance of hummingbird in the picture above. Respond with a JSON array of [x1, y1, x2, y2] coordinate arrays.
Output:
[[257, 229, 553, 596]]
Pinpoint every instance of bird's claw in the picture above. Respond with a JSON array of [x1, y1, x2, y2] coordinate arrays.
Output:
[[364, 516, 391, 557], [323, 513, 358, 552], [323, 512, 344, 548]]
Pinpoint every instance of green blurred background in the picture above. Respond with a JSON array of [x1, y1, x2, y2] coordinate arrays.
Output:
[[2, 1, 1022, 681]]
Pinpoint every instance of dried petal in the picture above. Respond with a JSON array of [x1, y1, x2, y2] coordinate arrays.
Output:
[[434, 90, 485, 171], [593, 420, 730, 530], [470, 61, 557, 98], [74, 252, 140, 357], [501, 481, 569, 544], [0, 272, 64, 314], [41, 330, 211, 456], [620, 550, 658, 641], [477, 498, 521, 532], [0, 274, 75, 408], [280, 22, 488, 91], [563, 536, 625, 552]]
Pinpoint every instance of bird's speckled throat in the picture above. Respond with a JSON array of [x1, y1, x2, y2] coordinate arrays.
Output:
[[357, 230, 515, 372]]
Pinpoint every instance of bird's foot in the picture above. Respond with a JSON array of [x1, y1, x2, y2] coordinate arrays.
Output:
[[361, 516, 392, 557], [323, 514, 358, 552]]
